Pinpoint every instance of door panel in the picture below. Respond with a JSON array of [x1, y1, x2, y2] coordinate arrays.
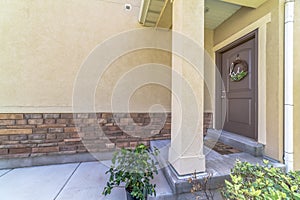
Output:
[[221, 36, 257, 139]]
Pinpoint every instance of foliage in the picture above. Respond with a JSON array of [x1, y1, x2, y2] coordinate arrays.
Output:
[[230, 70, 248, 81], [102, 144, 159, 200], [222, 160, 300, 200], [188, 171, 214, 200]]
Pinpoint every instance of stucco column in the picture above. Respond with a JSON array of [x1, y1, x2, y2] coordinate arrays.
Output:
[[168, 0, 206, 175]]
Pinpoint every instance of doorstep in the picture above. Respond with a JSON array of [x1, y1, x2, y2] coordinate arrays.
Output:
[[150, 139, 285, 197], [206, 129, 264, 157]]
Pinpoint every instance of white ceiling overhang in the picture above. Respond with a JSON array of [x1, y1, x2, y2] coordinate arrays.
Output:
[[139, 0, 269, 30], [220, 0, 269, 8]]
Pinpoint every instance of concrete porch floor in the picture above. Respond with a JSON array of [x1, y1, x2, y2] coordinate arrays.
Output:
[[0, 140, 284, 200]]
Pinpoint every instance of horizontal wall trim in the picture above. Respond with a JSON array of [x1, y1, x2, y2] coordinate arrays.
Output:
[[0, 106, 171, 113]]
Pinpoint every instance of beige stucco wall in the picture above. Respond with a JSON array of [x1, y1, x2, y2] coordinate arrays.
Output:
[[0, 0, 172, 113], [204, 29, 214, 113], [214, 0, 284, 161], [294, 0, 300, 171]]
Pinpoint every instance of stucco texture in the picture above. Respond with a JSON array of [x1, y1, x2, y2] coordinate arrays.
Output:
[[0, 0, 172, 113]]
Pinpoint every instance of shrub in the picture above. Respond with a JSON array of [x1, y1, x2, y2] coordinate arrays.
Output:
[[102, 144, 159, 200], [222, 160, 300, 200]]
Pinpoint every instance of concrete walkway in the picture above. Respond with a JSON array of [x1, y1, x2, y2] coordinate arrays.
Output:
[[0, 160, 224, 200], [0, 160, 176, 200]]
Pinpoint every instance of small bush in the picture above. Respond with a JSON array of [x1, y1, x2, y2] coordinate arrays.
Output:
[[222, 160, 300, 200], [102, 144, 159, 200]]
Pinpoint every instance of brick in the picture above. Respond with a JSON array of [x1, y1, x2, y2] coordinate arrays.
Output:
[[9, 148, 31, 154], [129, 113, 138, 118], [0, 135, 9, 141], [64, 127, 78, 133], [37, 143, 58, 147], [37, 124, 66, 128], [81, 132, 98, 139], [65, 119, 75, 126], [139, 141, 149, 146], [138, 113, 150, 118], [116, 142, 129, 148], [98, 118, 107, 124], [49, 128, 63, 133], [25, 114, 42, 119], [0, 149, 8, 155], [76, 114, 89, 118], [45, 139, 61, 143], [56, 119, 67, 124], [0, 129, 32, 135], [32, 146, 59, 153], [1, 140, 19, 145], [71, 119, 83, 125], [9, 135, 28, 141], [28, 134, 46, 140], [32, 128, 48, 134], [81, 127, 96, 132], [101, 113, 112, 118], [20, 140, 43, 144], [64, 138, 81, 144], [107, 126, 121, 131], [84, 144, 106, 152], [56, 133, 70, 139], [160, 129, 170, 134], [6, 125, 35, 129], [105, 143, 115, 149], [16, 120, 27, 125], [83, 119, 97, 124], [46, 134, 56, 140], [28, 119, 43, 125], [43, 114, 60, 119], [130, 142, 138, 148], [69, 132, 80, 138], [59, 146, 77, 151], [44, 119, 55, 124], [1, 143, 35, 148], [0, 120, 15, 125], [163, 123, 171, 130], [132, 117, 144, 123], [0, 114, 23, 119], [60, 113, 74, 119]]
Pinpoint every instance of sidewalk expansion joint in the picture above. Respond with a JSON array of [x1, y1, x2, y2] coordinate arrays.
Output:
[[53, 162, 81, 200]]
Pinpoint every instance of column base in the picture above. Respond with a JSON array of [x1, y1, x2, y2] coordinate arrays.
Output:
[[168, 146, 205, 176]]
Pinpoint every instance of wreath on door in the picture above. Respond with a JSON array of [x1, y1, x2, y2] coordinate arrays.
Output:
[[229, 58, 248, 81]]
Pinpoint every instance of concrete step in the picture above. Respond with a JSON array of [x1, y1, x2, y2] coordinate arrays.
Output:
[[206, 129, 264, 157], [150, 139, 285, 198]]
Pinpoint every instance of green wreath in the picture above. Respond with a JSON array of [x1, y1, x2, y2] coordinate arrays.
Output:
[[229, 59, 248, 81]]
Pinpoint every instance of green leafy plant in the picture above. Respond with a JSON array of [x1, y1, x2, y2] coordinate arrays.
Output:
[[222, 160, 300, 200], [102, 144, 159, 200], [188, 171, 214, 199], [230, 70, 248, 81]]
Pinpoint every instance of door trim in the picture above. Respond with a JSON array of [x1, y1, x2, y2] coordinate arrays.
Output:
[[215, 30, 258, 140], [213, 15, 270, 145]]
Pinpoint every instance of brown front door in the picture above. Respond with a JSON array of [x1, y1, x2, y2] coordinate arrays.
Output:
[[218, 31, 258, 140]]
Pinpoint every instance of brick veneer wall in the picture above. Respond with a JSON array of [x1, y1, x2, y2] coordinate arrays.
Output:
[[0, 112, 213, 160], [0, 113, 171, 159], [204, 112, 213, 135]]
